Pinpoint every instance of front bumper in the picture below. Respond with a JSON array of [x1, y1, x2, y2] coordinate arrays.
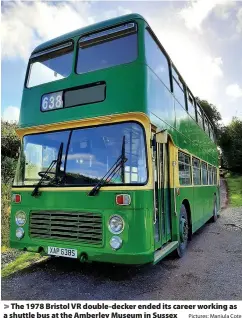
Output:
[[10, 239, 154, 265]]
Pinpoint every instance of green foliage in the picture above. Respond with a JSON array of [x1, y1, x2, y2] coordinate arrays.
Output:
[[195, 100, 241, 174], [1, 184, 11, 247], [1, 120, 20, 247], [219, 118, 242, 172], [1, 120, 20, 159], [1, 120, 20, 184], [1, 156, 17, 184], [226, 174, 242, 207]]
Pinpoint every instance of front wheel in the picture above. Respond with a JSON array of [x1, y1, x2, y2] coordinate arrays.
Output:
[[176, 204, 189, 258]]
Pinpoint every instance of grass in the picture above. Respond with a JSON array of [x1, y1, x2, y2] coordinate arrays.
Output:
[[2, 252, 45, 278], [1, 184, 47, 278], [1, 246, 10, 253], [226, 174, 242, 207]]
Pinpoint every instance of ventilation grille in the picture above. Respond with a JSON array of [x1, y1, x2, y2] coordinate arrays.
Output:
[[30, 211, 102, 246]]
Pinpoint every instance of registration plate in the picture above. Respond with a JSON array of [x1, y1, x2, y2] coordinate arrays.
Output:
[[48, 246, 77, 259]]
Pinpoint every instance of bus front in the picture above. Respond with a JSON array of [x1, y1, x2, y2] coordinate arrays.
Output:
[[10, 14, 155, 265]]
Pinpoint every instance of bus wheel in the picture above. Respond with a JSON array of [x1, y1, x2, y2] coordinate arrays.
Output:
[[212, 196, 218, 222], [176, 204, 189, 258]]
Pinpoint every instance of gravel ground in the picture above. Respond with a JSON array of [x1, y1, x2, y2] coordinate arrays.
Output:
[[2, 180, 242, 300], [220, 178, 228, 209]]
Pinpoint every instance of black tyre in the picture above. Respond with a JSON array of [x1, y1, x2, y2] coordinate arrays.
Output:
[[176, 204, 189, 258], [212, 196, 218, 222]]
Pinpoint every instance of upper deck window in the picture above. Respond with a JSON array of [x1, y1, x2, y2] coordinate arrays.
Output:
[[196, 103, 204, 129], [187, 91, 196, 120], [76, 23, 138, 74], [204, 116, 210, 136], [144, 29, 170, 90], [172, 67, 186, 109], [27, 42, 73, 88]]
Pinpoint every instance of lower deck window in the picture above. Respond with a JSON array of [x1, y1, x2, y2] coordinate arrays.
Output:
[[208, 165, 213, 185], [214, 167, 217, 185], [192, 158, 201, 185], [201, 162, 208, 185], [178, 151, 191, 185]]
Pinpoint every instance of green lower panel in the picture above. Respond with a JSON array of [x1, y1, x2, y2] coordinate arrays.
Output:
[[10, 185, 220, 265], [10, 189, 155, 265], [176, 185, 220, 233]]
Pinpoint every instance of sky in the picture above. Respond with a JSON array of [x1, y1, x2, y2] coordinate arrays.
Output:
[[1, 0, 242, 124]]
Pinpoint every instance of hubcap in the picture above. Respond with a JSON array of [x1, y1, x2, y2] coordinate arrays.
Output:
[[214, 202, 217, 216], [180, 217, 188, 243]]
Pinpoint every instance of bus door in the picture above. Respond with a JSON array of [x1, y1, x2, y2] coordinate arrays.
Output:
[[154, 140, 171, 249]]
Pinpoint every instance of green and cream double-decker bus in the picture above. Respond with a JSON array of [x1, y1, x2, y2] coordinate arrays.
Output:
[[11, 13, 220, 265]]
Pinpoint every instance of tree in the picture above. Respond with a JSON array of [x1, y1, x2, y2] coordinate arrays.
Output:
[[1, 120, 20, 246], [195, 99, 242, 173], [219, 117, 242, 173], [1, 120, 20, 183], [1, 120, 20, 158], [196, 98, 222, 136]]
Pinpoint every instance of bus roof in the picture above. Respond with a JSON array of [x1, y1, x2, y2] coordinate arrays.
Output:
[[32, 13, 145, 55]]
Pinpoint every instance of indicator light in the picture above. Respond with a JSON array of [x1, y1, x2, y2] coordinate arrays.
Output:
[[116, 194, 131, 206], [12, 194, 21, 203]]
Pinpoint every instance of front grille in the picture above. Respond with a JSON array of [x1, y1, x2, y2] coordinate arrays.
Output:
[[30, 211, 103, 245]]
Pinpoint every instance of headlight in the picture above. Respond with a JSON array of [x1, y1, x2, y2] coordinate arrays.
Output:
[[110, 236, 122, 250], [15, 211, 27, 226], [108, 215, 124, 234], [16, 227, 25, 240]]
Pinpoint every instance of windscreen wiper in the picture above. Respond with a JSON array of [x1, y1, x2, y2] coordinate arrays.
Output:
[[54, 141, 64, 183], [31, 142, 64, 197], [88, 136, 127, 196]]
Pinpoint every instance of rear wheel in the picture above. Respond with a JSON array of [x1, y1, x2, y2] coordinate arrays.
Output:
[[212, 196, 218, 222], [176, 204, 189, 258]]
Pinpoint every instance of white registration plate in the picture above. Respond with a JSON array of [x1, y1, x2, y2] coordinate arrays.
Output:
[[48, 246, 77, 259]]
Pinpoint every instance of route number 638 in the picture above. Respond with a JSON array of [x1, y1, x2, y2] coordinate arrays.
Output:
[[41, 91, 64, 111]]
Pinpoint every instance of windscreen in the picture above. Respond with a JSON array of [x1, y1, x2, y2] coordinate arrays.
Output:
[[27, 42, 73, 88], [14, 131, 70, 185], [14, 122, 147, 186]]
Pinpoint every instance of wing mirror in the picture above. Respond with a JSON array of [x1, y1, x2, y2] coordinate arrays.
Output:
[[152, 129, 168, 150]]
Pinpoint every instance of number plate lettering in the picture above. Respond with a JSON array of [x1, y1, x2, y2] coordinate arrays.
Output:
[[48, 246, 77, 259], [41, 91, 63, 111]]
